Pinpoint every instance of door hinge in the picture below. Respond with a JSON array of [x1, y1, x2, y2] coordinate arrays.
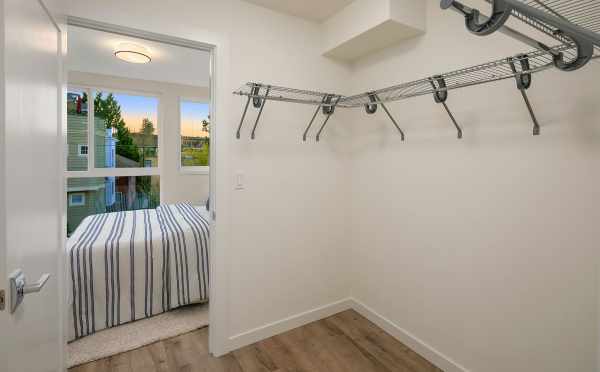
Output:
[[0, 289, 5, 311]]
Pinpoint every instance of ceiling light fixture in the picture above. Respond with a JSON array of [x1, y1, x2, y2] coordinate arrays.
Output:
[[114, 42, 151, 64]]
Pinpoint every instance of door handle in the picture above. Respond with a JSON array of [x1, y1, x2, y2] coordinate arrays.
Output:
[[8, 270, 51, 313], [23, 273, 50, 294]]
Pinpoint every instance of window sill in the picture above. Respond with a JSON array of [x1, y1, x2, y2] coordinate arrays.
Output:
[[180, 166, 209, 175]]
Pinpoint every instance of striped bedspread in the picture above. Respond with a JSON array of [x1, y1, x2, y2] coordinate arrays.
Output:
[[67, 203, 210, 341]]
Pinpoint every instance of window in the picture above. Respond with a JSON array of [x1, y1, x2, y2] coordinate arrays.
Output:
[[94, 91, 159, 169], [66, 176, 160, 235], [78, 144, 88, 157], [65, 87, 161, 235], [68, 193, 86, 207], [65, 89, 160, 171], [180, 100, 210, 171]]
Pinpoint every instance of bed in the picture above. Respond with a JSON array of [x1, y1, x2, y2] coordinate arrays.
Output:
[[67, 203, 210, 341]]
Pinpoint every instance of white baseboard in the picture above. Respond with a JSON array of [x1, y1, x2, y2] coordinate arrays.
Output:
[[227, 298, 353, 351], [225, 297, 468, 372], [349, 298, 470, 372]]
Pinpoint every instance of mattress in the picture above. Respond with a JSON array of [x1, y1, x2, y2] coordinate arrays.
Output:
[[67, 203, 210, 341]]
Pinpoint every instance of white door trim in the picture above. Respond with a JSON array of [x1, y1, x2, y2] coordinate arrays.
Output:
[[67, 16, 214, 52], [63, 17, 229, 357]]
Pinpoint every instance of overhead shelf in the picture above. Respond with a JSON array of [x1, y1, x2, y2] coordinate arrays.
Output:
[[443, 0, 600, 71], [508, 0, 600, 43], [509, 0, 600, 57]]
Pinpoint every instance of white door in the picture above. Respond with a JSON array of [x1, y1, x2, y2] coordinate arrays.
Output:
[[0, 0, 63, 371]]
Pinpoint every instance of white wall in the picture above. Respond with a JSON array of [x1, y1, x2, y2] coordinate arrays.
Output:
[[348, 1, 600, 372], [66, 0, 353, 354], [68, 71, 210, 205]]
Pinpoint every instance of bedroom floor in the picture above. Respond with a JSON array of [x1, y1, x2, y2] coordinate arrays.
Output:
[[67, 304, 209, 367], [69, 309, 442, 372]]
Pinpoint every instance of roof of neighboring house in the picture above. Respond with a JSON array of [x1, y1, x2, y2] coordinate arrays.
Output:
[[67, 177, 106, 192], [116, 154, 141, 168]]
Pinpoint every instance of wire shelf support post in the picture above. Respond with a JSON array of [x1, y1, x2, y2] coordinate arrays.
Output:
[[509, 54, 541, 135], [250, 86, 271, 140], [364, 92, 405, 140], [429, 75, 463, 139], [315, 96, 342, 142], [236, 83, 272, 140]]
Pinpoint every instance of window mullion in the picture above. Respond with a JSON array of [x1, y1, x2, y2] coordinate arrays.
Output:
[[88, 89, 95, 172]]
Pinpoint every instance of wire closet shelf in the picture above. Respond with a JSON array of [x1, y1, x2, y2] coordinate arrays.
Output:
[[503, 0, 600, 57], [233, 83, 343, 107], [234, 0, 600, 141], [444, 0, 600, 71], [338, 45, 570, 107], [234, 42, 570, 108]]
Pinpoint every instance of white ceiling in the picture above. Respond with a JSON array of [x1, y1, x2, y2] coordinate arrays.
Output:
[[242, 0, 355, 22], [67, 25, 210, 87]]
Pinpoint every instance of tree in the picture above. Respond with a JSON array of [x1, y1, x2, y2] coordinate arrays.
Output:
[[95, 93, 123, 129], [199, 115, 210, 150], [141, 118, 155, 135], [93, 92, 140, 163], [139, 118, 156, 160]]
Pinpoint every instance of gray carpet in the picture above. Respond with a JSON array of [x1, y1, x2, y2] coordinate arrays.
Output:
[[67, 303, 209, 368]]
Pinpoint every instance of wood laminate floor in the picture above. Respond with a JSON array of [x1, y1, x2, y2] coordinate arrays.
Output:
[[70, 309, 443, 372]]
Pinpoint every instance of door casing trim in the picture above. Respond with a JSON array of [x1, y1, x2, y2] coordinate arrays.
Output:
[[63, 15, 227, 360]]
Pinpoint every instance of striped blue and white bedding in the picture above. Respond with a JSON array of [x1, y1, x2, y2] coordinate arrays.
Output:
[[67, 203, 210, 341]]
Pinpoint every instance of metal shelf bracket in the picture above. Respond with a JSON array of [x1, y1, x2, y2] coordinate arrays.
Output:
[[509, 54, 541, 135], [364, 92, 405, 141], [302, 99, 325, 142], [315, 96, 341, 142], [235, 84, 271, 140], [251, 86, 271, 140], [430, 75, 463, 139]]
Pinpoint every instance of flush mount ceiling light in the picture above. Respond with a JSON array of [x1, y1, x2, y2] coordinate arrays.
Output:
[[114, 42, 151, 64]]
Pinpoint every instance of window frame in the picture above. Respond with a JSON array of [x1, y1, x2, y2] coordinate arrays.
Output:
[[77, 144, 88, 157], [65, 85, 163, 226], [178, 97, 210, 175], [68, 193, 86, 207], [65, 85, 162, 179]]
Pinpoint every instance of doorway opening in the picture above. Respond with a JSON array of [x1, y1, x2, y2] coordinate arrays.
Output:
[[64, 19, 216, 369]]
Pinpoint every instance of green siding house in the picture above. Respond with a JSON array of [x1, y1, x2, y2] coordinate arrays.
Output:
[[66, 111, 116, 235], [65, 92, 159, 235]]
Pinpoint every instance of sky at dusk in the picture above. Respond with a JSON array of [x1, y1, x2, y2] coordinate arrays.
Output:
[[113, 93, 159, 134], [180, 101, 210, 137], [113, 93, 209, 137]]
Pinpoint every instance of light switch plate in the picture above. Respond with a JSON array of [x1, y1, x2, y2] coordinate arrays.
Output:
[[235, 172, 245, 190]]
